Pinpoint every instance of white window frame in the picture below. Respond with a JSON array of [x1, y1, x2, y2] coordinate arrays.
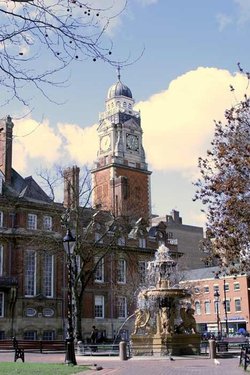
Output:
[[195, 301, 201, 315], [117, 259, 126, 284], [225, 299, 231, 313], [43, 216, 52, 231], [139, 238, 146, 248], [0, 293, 4, 317], [0, 211, 3, 227], [235, 298, 241, 312], [234, 282, 240, 291], [0, 244, 3, 276], [24, 250, 36, 297], [94, 257, 104, 283], [27, 214, 37, 230], [117, 296, 127, 319], [43, 253, 54, 298], [204, 301, 211, 314], [94, 295, 104, 319]]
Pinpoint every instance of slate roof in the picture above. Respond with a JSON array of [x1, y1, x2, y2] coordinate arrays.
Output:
[[182, 266, 220, 281], [7, 168, 52, 203]]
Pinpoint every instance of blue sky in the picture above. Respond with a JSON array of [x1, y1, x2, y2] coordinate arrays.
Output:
[[2, 0, 250, 228]]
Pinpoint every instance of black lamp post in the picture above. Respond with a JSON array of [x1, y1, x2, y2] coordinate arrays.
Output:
[[214, 290, 220, 336], [223, 278, 229, 336], [63, 228, 77, 365]]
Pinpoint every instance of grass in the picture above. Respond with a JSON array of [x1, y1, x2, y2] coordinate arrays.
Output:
[[0, 362, 90, 375]]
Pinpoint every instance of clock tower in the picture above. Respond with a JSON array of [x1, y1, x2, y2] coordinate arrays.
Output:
[[91, 70, 151, 222]]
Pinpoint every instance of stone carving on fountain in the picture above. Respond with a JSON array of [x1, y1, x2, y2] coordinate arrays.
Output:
[[131, 244, 201, 356]]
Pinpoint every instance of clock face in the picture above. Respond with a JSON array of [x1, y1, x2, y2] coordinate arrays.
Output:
[[126, 134, 139, 151], [100, 135, 111, 151]]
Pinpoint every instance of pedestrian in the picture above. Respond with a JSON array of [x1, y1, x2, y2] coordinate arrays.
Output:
[[90, 326, 98, 352]]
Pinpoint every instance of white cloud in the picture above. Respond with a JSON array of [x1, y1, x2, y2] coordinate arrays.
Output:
[[216, 13, 232, 31], [13, 117, 62, 173], [135, 67, 250, 176], [234, 0, 250, 24], [57, 122, 98, 165]]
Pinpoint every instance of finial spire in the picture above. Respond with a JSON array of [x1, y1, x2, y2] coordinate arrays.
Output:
[[117, 65, 121, 81]]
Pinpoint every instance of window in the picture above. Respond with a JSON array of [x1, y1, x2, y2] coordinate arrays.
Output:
[[213, 285, 219, 292], [224, 299, 231, 313], [94, 257, 104, 283], [235, 298, 241, 312], [224, 283, 229, 292], [0, 244, 3, 276], [25, 308, 37, 317], [214, 300, 220, 314], [117, 296, 127, 319], [204, 301, 211, 314], [94, 232, 103, 244], [43, 216, 52, 231], [24, 331, 37, 340], [94, 296, 104, 318], [116, 101, 120, 107], [194, 286, 200, 294], [42, 331, 55, 340], [27, 214, 37, 230], [24, 250, 36, 297], [0, 211, 3, 227], [43, 253, 54, 297], [204, 286, 209, 293], [117, 259, 126, 284], [139, 238, 146, 248], [117, 237, 125, 246], [195, 301, 201, 315], [234, 283, 240, 291], [0, 331, 5, 339], [0, 293, 4, 317], [138, 261, 147, 284]]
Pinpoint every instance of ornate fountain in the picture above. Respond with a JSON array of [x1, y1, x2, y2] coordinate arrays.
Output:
[[131, 244, 201, 356]]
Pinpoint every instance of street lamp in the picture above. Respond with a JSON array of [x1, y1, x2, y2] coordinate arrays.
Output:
[[63, 228, 77, 365], [223, 278, 229, 336], [214, 290, 220, 336]]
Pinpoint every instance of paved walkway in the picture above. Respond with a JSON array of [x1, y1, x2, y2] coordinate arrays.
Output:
[[0, 351, 246, 375]]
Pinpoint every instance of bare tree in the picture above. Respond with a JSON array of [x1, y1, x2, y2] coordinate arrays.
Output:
[[0, 0, 126, 105], [194, 65, 250, 274]]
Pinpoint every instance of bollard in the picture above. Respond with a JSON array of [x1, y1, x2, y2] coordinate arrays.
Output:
[[208, 339, 216, 359], [119, 340, 127, 361]]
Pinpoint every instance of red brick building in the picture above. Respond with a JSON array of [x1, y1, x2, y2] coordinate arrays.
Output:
[[183, 267, 250, 336]]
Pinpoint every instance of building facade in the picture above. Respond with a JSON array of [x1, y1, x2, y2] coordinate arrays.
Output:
[[152, 210, 205, 270], [183, 267, 250, 336]]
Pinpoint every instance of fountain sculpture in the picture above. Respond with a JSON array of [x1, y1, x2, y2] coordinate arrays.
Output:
[[131, 244, 201, 356]]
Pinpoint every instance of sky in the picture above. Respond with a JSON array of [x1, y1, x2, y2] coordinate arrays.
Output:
[[1, 0, 250, 229]]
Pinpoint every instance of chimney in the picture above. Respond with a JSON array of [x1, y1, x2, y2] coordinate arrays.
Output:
[[0, 115, 14, 184], [63, 166, 80, 209]]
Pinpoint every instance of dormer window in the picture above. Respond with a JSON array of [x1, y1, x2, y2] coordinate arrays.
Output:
[[118, 237, 125, 246], [139, 238, 146, 248]]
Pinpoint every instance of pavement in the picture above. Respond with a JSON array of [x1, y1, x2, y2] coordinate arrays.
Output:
[[0, 351, 247, 375]]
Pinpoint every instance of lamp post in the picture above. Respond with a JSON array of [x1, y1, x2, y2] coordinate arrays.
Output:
[[63, 228, 77, 365], [223, 278, 229, 336], [214, 290, 220, 336]]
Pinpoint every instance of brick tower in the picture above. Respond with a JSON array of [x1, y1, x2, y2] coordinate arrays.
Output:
[[91, 70, 151, 222]]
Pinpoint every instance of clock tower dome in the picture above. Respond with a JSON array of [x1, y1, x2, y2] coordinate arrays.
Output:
[[91, 70, 151, 222]]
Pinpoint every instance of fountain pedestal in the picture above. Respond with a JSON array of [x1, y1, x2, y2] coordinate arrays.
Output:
[[131, 333, 201, 356]]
